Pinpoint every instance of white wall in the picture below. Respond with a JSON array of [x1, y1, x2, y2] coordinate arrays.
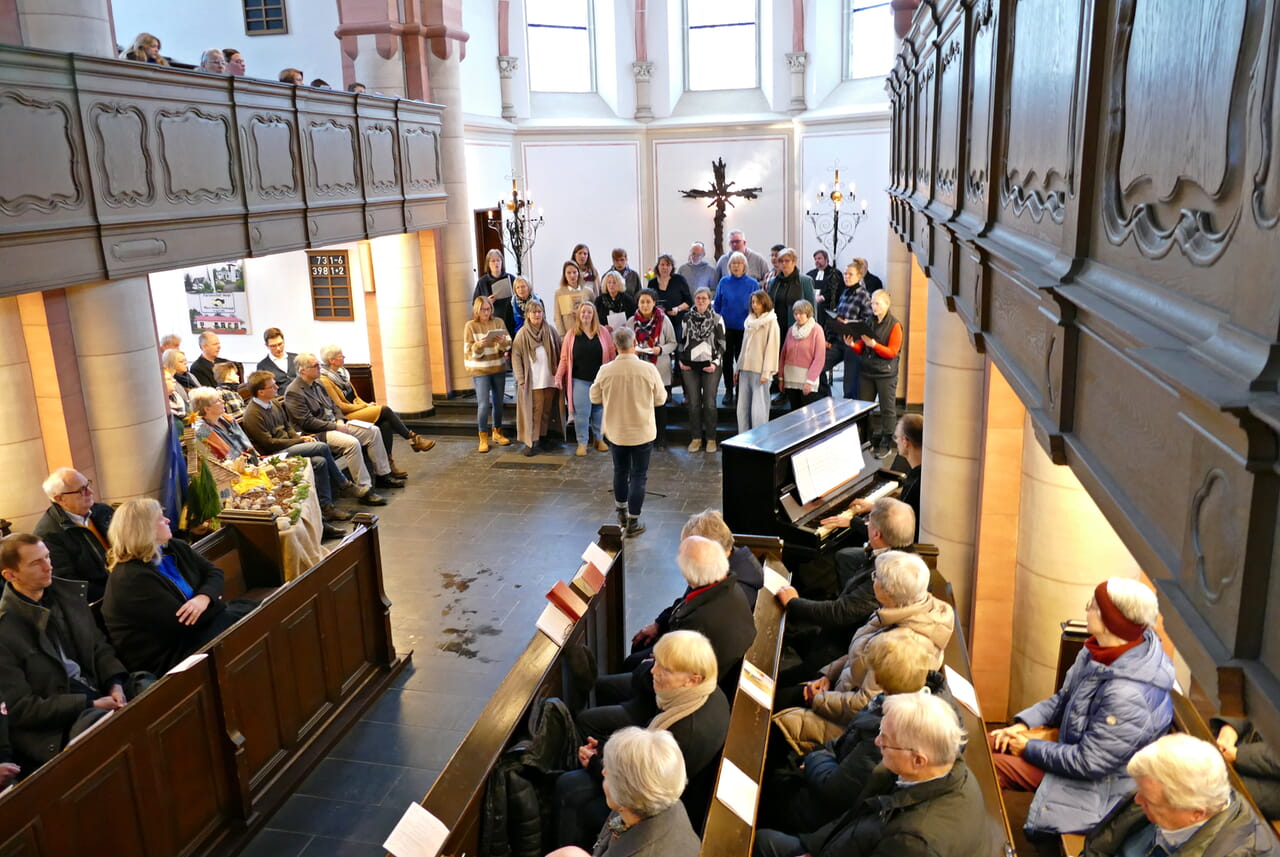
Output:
[[463, 137, 518, 275], [111, 0, 344, 86], [520, 138, 642, 296], [459, 2, 503, 118], [799, 123, 891, 279], [149, 245, 372, 368]]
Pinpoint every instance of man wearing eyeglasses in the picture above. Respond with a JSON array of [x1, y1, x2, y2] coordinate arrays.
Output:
[[32, 469, 113, 603]]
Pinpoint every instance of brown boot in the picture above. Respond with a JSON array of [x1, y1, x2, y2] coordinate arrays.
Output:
[[491, 426, 512, 446], [409, 432, 435, 452], [478, 432, 490, 453], [387, 457, 408, 479]]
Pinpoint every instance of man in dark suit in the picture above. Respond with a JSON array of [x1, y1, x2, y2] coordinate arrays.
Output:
[[255, 327, 297, 386], [190, 331, 230, 387], [31, 468, 113, 603]]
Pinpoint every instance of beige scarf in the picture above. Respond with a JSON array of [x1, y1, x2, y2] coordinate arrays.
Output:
[[648, 677, 716, 731]]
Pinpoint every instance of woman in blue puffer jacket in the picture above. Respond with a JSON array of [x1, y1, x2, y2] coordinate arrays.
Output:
[[988, 577, 1175, 837]]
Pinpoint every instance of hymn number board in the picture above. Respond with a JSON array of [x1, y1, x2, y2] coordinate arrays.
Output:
[[308, 250, 355, 320]]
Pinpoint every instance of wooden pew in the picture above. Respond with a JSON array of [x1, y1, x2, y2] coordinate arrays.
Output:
[[0, 514, 406, 857], [414, 525, 627, 857], [700, 535, 788, 857], [195, 513, 287, 600]]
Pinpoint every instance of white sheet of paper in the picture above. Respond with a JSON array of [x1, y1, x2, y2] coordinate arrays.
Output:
[[607, 311, 626, 329], [738, 660, 775, 710], [536, 603, 574, 645], [944, 665, 982, 718], [166, 653, 208, 674], [383, 802, 450, 857], [715, 759, 760, 825], [582, 541, 614, 574], [761, 561, 789, 595], [347, 418, 377, 430]]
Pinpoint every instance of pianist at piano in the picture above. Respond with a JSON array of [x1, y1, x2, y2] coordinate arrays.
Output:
[[817, 413, 923, 545]]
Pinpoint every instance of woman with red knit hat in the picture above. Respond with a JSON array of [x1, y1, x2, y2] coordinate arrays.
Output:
[[987, 577, 1176, 838]]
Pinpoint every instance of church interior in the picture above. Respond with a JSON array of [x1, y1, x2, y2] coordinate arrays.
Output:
[[1, 0, 1279, 855]]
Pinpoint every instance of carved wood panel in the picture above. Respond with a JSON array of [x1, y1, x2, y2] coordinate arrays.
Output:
[[144, 682, 231, 854], [157, 106, 237, 204], [936, 28, 964, 211], [0, 93, 84, 216], [222, 634, 290, 789], [328, 563, 373, 694], [282, 596, 332, 740], [964, 0, 998, 218], [60, 749, 149, 855]]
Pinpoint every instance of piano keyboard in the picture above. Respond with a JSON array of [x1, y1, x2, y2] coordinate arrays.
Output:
[[814, 480, 900, 540]]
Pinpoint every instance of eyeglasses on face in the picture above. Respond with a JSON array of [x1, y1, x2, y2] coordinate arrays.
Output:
[[60, 480, 93, 496]]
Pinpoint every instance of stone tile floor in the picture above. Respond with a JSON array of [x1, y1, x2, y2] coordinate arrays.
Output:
[[241, 432, 726, 855]]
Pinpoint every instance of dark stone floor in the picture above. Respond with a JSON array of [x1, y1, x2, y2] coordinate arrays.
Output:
[[241, 431, 726, 855]]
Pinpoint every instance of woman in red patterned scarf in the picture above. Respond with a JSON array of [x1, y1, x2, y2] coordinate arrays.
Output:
[[625, 289, 676, 450]]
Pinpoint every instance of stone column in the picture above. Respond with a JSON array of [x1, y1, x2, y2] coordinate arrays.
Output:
[[785, 52, 808, 114], [65, 278, 169, 503], [16, 0, 114, 57], [426, 49, 477, 394], [498, 56, 518, 120], [0, 297, 52, 530], [370, 233, 433, 413], [1009, 416, 1144, 712], [632, 61, 654, 122], [351, 34, 408, 98], [919, 283, 985, 629]]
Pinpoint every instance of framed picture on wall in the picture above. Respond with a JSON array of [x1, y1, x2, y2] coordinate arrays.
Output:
[[307, 250, 355, 320], [183, 261, 251, 336]]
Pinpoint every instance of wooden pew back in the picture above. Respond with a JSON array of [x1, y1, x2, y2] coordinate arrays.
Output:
[[415, 526, 627, 857]]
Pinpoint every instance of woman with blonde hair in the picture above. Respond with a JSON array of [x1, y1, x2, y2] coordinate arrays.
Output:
[[594, 270, 636, 331], [511, 276, 537, 334], [463, 295, 512, 453], [555, 301, 616, 456], [511, 299, 565, 455], [122, 32, 169, 65], [103, 499, 237, 675]]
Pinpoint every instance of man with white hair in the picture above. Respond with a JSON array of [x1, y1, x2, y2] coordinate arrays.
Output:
[[578, 535, 754, 738], [284, 352, 403, 493], [198, 49, 225, 74], [32, 468, 113, 602], [774, 551, 954, 745], [190, 331, 229, 387], [1084, 733, 1275, 857], [989, 577, 1175, 837], [715, 229, 770, 282], [755, 692, 993, 857], [677, 241, 717, 293]]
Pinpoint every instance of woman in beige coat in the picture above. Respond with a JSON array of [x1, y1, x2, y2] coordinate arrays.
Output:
[[510, 300, 566, 455]]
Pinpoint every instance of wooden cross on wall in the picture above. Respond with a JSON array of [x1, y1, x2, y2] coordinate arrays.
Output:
[[679, 158, 763, 259]]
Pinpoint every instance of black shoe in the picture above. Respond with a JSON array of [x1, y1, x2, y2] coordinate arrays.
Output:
[[321, 523, 346, 540], [522, 444, 537, 457], [321, 503, 354, 522], [625, 518, 646, 537], [359, 491, 388, 506], [375, 474, 406, 489]]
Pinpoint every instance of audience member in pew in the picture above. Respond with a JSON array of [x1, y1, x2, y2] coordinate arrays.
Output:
[[198, 49, 226, 74], [988, 577, 1175, 837], [557, 631, 729, 849], [773, 551, 953, 748], [348, 82, 366, 93], [0, 701, 18, 788], [511, 300, 566, 456], [159, 333, 182, 354], [547, 727, 700, 857], [776, 498, 917, 676], [122, 32, 169, 65], [256, 327, 298, 387], [579, 536, 753, 738], [755, 692, 994, 857], [33, 468, 114, 604], [0, 533, 139, 772], [242, 371, 371, 516], [162, 347, 198, 390], [1213, 715, 1280, 819], [191, 332, 230, 387], [1082, 733, 1277, 857], [286, 352, 405, 491], [164, 371, 190, 425], [191, 387, 258, 464], [103, 499, 239, 676], [279, 68, 304, 85], [319, 343, 436, 472], [310, 79, 332, 89], [224, 48, 245, 76], [818, 413, 923, 543], [212, 361, 246, 418]]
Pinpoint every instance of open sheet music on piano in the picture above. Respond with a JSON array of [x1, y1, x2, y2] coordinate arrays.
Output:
[[791, 422, 870, 505]]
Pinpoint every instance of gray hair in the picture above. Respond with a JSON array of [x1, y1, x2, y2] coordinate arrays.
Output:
[[778, 247, 798, 263], [727, 251, 747, 270], [295, 352, 318, 373], [319, 343, 343, 363], [200, 48, 225, 66], [868, 498, 915, 548], [198, 331, 218, 347], [612, 326, 636, 351], [874, 550, 930, 607], [161, 349, 186, 373], [690, 241, 705, 251], [881, 691, 965, 767], [188, 386, 222, 415], [600, 727, 687, 818], [1103, 577, 1159, 628], [1127, 734, 1231, 814], [728, 229, 745, 240], [680, 508, 733, 552], [41, 467, 82, 500], [791, 299, 814, 318], [677, 535, 729, 587], [159, 333, 181, 350], [601, 269, 626, 293]]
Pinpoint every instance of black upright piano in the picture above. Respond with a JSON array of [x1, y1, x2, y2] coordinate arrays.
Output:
[[721, 398, 901, 565]]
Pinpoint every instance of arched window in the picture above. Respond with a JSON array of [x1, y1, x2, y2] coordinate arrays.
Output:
[[686, 0, 758, 91], [845, 1, 895, 80], [526, 0, 594, 92]]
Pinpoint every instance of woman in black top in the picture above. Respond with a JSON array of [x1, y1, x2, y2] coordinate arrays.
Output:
[[651, 253, 693, 341], [677, 287, 727, 452], [595, 270, 636, 331], [473, 249, 515, 335]]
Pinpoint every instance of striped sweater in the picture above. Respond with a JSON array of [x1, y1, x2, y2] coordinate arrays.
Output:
[[463, 318, 510, 375]]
